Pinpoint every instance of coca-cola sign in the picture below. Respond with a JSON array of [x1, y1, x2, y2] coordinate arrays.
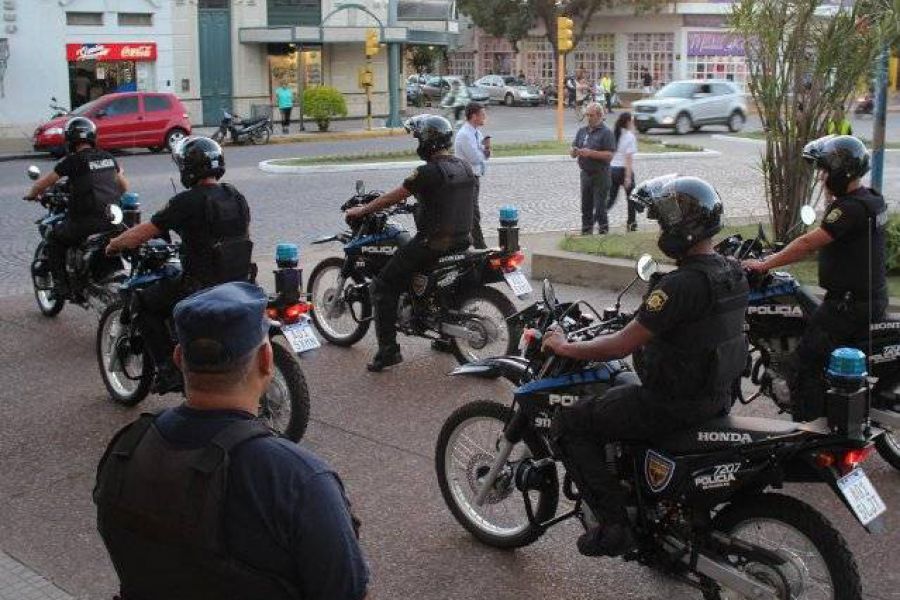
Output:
[[66, 43, 157, 62]]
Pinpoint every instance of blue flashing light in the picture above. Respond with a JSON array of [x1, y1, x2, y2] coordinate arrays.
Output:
[[275, 243, 299, 265], [120, 192, 140, 209], [499, 205, 519, 225], [827, 347, 867, 380]]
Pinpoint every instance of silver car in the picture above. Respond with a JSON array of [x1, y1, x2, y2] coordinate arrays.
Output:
[[631, 80, 748, 135], [474, 75, 545, 106]]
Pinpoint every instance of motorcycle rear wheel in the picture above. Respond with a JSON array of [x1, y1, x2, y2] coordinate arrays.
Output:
[[712, 493, 861, 600], [307, 257, 371, 346], [32, 243, 64, 317], [97, 302, 152, 406], [259, 339, 311, 442], [250, 127, 270, 145], [875, 430, 900, 470], [450, 286, 520, 364], [435, 400, 558, 549]]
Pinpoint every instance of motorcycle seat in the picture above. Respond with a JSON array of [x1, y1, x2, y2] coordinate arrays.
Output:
[[652, 415, 803, 454], [240, 116, 268, 126], [436, 248, 487, 265], [796, 285, 821, 313]]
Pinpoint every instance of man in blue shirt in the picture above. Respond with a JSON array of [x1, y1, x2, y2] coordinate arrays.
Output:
[[94, 282, 369, 600]]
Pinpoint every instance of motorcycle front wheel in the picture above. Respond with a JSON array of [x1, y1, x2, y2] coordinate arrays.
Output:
[[307, 257, 371, 346], [450, 286, 520, 364], [32, 242, 64, 317], [435, 400, 558, 549], [711, 493, 861, 600], [259, 338, 311, 442], [97, 302, 152, 406]]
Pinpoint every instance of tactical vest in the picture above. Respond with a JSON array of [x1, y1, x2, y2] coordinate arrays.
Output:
[[93, 415, 300, 600], [185, 184, 253, 287], [636, 256, 749, 407], [414, 156, 475, 251], [819, 189, 887, 304]]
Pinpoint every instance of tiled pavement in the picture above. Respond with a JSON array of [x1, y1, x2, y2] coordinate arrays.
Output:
[[0, 552, 73, 600]]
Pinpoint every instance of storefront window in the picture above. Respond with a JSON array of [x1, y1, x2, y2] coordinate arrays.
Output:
[[479, 35, 515, 76], [522, 37, 555, 86], [573, 34, 615, 85], [69, 61, 137, 107], [686, 56, 748, 89], [268, 47, 323, 104], [626, 33, 674, 90], [447, 52, 475, 80]]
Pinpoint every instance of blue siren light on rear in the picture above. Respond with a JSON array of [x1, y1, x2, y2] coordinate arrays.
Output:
[[120, 192, 140, 209], [827, 347, 867, 380], [275, 243, 299, 268], [499, 205, 519, 226]]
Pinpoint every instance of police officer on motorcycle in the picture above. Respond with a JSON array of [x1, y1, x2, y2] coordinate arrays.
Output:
[[542, 175, 749, 557], [744, 134, 886, 420], [25, 117, 129, 297], [105, 136, 253, 393], [344, 114, 475, 372]]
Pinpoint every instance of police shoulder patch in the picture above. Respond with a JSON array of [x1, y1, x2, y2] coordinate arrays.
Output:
[[825, 208, 842, 224], [645, 289, 668, 312]]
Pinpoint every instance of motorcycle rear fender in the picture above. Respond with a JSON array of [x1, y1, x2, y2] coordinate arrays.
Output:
[[450, 356, 530, 386]]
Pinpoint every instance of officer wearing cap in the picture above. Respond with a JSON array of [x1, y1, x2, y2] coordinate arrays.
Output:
[[94, 282, 369, 600], [744, 134, 887, 420]]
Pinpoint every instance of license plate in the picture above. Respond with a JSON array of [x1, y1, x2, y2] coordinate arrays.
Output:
[[503, 269, 532, 298], [837, 468, 886, 526], [635, 114, 649, 120], [282, 318, 321, 354]]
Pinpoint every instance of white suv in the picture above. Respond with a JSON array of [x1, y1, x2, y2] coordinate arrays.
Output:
[[631, 80, 747, 135]]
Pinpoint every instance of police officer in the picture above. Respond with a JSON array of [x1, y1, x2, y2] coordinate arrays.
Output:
[[25, 117, 129, 297], [344, 114, 475, 372], [542, 175, 749, 557], [745, 135, 886, 420], [106, 136, 253, 393], [94, 282, 369, 600]]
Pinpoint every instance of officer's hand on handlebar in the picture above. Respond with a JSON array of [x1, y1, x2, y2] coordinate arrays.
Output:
[[23, 195, 36, 202], [742, 258, 769, 274], [105, 240, 120, 257], [541, 326, 566, 355], [344, 206, 367, 224]]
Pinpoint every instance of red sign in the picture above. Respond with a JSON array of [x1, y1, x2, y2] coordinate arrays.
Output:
[[66, 43, 157, 62]]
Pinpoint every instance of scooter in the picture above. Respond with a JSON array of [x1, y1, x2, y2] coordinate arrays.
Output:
[[49, 97, 69, 119], [854, 94, 874, 116], [210, 109, 273, 145]]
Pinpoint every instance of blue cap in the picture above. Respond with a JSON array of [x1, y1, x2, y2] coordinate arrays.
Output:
[[275, 243, 299, 264], [499, 205, 519, 223], [173, 282, 271, 372], [827, 347, 867, 380], [120, 192, 140, 209]]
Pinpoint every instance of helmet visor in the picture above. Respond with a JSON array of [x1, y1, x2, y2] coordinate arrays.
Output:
[[630, 173, 679, 218]]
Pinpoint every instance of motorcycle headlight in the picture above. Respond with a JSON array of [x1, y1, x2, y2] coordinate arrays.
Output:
[[44, 127, 64, 136]]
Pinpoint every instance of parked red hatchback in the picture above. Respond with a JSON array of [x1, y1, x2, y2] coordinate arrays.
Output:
[[33, 92, 191, 157]]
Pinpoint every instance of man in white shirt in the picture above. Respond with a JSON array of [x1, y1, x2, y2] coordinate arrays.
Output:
[[453, 102, 490, 248]]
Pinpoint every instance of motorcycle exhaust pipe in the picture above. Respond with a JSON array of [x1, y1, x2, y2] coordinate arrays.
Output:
[[662, 537, 778, 599]]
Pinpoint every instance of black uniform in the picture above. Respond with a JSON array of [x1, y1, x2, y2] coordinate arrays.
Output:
[[140, 184, 252, 370], [48, 148, 121, 285], [370, 155, 475, 350], [795, 187, 888, 420], [553, 254, 749, 524]]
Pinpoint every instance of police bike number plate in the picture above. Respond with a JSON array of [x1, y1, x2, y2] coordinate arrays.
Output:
[[837, 468, 886, 526], [282, 318, 321, 354], [503, 269, 532, 298]]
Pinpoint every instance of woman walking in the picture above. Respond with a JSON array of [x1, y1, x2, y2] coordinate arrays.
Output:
[[608, 112, 639, 231]]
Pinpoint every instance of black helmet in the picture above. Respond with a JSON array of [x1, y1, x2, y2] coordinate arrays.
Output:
[[173, 136, 225, 188], [802, 134, 870, 196], [64, 117, 97, 152], [404, 114, 453, 160], [631, 174, 723, 259]]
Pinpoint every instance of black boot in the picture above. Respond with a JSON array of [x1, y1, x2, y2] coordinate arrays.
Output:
[[367, 345, 403, 372], [152, 362, 182, 394], [576, 521, 636, 557]]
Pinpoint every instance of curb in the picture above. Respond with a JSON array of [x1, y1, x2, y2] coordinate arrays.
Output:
[[263, 127, 407, 145], [258, 148, 721, 175], [0, 152, 44, 163], [711, 134, 765, 145]]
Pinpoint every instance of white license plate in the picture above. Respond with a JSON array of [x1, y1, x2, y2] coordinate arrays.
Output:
[[503, 269, 532, 298], [837, 468, 886, 526], [282, 318, 321, 354], [635, 114, 650, 120]]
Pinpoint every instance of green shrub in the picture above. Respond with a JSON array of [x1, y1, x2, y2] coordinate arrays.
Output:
[[302, 86, 348, 131], [885, 214, 900, 274]]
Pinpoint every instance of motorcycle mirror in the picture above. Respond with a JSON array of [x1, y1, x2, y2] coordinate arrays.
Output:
[[542, 279, 558, 309], [800, 205, 816, 226], [356, 180, 365, 195], [636, 254, 658, 282], [26, 165, 41, 180], [108, 204, 124, 226]]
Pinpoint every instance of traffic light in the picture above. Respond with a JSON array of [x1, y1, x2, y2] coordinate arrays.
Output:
[[557, 16, 574, 54], [365, 28, 380, 58]]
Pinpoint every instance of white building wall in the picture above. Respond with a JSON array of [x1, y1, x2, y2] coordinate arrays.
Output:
[[172, 1, 202, 125]]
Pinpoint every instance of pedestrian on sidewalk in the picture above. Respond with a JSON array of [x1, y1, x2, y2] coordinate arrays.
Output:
[[454, 101, 490, 248], [600, 73, 613, 112], [571, 102, 616, 235], [93, 282, 369, 600], [274, 80, 294, 134], [641, 67, 653, 95], [608, 112, 639, 232], [826, 105, 853, 136]]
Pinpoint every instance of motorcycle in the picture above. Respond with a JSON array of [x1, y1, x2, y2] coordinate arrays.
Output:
[[95, 237, 315, 442], [49, 96, 69, 119], [436, 260, 887, 600], [26, 165, 127, 318], [307, 181, 530, 365], [210, 109, 273, 145], [715, 208, 900, 469], [853, 94, 874, 116]]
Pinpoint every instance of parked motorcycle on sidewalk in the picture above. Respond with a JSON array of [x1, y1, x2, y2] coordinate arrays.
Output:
[[307, 181, 529, 365], [436, 261, 886, 600], [714, 206, 900, 470], [210, 109, 273, 145], [49, 96, 69, 119], [853, 94, 874, 116], [26, 166, 127, 318]]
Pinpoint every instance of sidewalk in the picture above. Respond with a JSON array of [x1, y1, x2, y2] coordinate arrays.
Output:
[[0, 551, 73, 600]]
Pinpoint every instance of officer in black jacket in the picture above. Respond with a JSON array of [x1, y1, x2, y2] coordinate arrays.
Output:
[[745, 134, 887, 420], [25, 117, 129, 297], [542, 175, 749, 557], [106, 136, 253, 393], [344, 114, 475, 372]]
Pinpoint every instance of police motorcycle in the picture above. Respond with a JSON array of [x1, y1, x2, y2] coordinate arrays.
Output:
[[209, 109, 273, 146], [95, 200, 313, 441], [26, 165, 128, 318], [306, 180, 530, 364], [436, 262, 887, 600], [714, 205, 900, 470]]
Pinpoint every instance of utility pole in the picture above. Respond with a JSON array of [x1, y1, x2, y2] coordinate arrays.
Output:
[[871, 45, 889, 194], [556, 16, 574, 143], [364, 28, 380, 131], [386, 0, 401, 127]]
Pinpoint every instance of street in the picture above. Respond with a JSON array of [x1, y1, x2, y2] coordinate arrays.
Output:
[[0, 107, 898, 599]]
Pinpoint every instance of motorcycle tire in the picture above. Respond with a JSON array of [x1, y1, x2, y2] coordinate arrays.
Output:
[[210, 130, 224, 143], [307, 257, 371, 346], [875, 430, 900, 470], [435, 400, 558, 549], [712, 493, 862, 600], [96, 301, 152, 407], [32, 242, 64, 317], [450, 286, 520, 365], [250, 127, 270, 145], [260, 338, 311, 442]]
